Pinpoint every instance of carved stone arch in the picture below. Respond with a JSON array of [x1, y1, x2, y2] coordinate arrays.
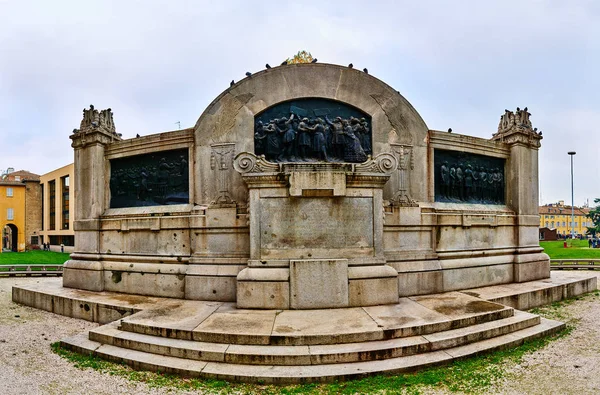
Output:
[[192, 63, 429, 204]]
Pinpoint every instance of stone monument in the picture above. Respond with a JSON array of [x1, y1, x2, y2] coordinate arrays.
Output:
[[14, 63, 599, 383], [63, 64, 548, 308]]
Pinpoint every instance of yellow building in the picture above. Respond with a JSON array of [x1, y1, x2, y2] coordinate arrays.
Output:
[[0, 170, 41, 252], [39, 163, 75, 251], [539, 200, 591, 237]]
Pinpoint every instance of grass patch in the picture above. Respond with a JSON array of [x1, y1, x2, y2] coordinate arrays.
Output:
[[51, 326, 571, 394], [541, 239, 600, 259], [0, 250, 70, 264]]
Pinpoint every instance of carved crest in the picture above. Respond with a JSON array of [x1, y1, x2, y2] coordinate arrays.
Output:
[[493, 107, 542, 148], [211, 143, 236, 205], [75, 104, 116, 135]]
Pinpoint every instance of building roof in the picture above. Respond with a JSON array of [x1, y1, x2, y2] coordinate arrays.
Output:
[[0, 181, 27, 187], [1, 169, 40, 182], [539, 204, 589, 216]]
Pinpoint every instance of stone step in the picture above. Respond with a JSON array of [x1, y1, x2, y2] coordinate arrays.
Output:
[[61, 318, 564, 384], [119, 300, 515, 346], [88, 311, 539, 366]]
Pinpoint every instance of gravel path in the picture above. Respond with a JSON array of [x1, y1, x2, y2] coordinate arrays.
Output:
[[1, 275, 599, 395], [0, 278, 198, 395]]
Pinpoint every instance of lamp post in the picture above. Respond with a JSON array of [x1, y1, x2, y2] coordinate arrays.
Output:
[[568, 151, 576, 240]]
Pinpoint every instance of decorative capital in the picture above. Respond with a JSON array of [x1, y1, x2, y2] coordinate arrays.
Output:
[[233, 152, 281, 174], [491, 107, 542, 148], [353, 153, 398, 174]]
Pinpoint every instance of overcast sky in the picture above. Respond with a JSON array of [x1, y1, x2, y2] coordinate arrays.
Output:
[[1, 0, 598, 206]]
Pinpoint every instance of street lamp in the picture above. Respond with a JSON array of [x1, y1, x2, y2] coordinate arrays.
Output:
[[568, 151, 576, 240]]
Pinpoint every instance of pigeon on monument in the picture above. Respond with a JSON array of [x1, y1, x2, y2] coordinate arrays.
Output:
[[311, 58, 318, 63], [136, 134, 140, 138], [348, 63, 353, 68], [265, 64, 271, 69], [245, 72, 252, 77], [448, 128, 452, 133], [230, 80, 235, 87], [281, 60, 288, 66], [363, 68, 368, 74]]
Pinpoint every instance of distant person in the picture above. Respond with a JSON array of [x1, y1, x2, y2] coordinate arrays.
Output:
[[589, 239, 593, 248]]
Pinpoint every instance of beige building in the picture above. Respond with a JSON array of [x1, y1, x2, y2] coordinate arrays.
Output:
[[39, 163, 74, 252]]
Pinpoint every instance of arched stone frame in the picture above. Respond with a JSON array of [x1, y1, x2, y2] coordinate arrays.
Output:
[[192, 63, 429, 206]]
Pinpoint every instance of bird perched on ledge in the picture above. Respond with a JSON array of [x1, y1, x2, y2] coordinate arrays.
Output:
[[281, 60, 288, 66], [245, 72, 252, 77], [448, 128, 452, 133], [348, 63, 353, 68], [311, 58, 318, 63], [363, 68, 368, 74], [265, 63, 271, 69], [230, 80, 235, 87]]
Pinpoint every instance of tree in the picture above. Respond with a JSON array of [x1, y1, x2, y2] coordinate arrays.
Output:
[[285, 50, 314, 64], [586, 198, 600, 237]]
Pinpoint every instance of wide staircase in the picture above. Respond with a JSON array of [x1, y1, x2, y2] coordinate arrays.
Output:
[[61, 291, 564, 384]]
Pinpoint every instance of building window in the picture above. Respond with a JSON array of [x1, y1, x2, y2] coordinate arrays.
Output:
[[49, 180, 56, 230], [562, 222, 566, 227], [551, 221, 554, 228], [7, 208, 14, 220], [6, 187, 13, 197], [31, 236, 38, 245], [41, 185, 44, 230], [14, 176, 20, 181], [545, 221, 548, 227], [61, 176, 70, 230]]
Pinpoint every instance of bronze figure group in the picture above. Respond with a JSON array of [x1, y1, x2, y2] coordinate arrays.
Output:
[[439, 161, 504, 204], [255, 113, 372, 163], [109, 151, 189, 208]]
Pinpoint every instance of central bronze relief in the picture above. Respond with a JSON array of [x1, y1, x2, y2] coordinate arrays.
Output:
[[254, 98, 372, 163]]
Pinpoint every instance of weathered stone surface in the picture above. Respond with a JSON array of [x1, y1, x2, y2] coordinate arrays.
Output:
[[192, 304, 278, 345], [290, 259, 349, 309], [63, 62, 552, 308], [260, 198, 374, 253]]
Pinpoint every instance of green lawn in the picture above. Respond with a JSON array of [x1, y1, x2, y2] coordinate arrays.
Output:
[[0, 250, 70, 264], [541, 239, 600, 259]]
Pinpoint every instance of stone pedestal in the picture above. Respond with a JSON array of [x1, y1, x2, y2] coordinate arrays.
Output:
[[234, 153, 399, 309]]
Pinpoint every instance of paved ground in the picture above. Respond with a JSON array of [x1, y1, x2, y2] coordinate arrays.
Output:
[[1, 275, 599, 394]]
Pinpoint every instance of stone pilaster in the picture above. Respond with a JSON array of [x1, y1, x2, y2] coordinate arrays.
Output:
[[64, 106, 121, 291], [492, 109, 549, 282]]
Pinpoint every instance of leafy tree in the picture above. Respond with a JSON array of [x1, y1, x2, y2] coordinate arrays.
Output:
[[285, 50, 314, 64], [586, 198, 600, 236]]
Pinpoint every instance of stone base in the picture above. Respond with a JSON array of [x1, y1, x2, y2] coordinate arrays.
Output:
[[290, 259, 349, 309], [513, 253, 551, 283], [63, 260, 104, 292], [236, 268, 290, 309], [397, 270, 443, 297], [348, 265, 399, 306], [184, 264, 241, 302], [12, 272, 597, 384], [185, 276, 237, 302]]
